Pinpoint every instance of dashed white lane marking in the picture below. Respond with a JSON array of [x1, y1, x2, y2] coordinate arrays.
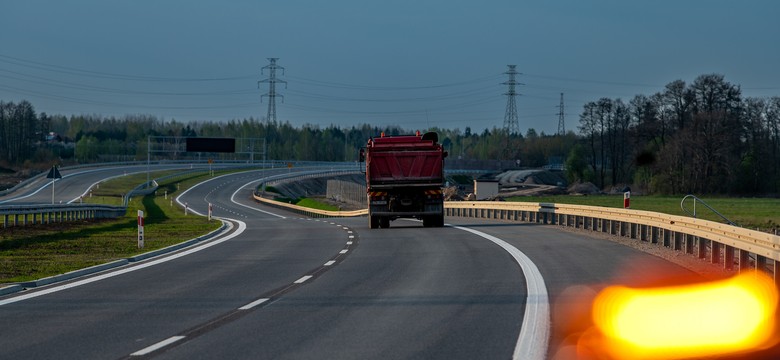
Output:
[[452, 225, 550, 360], [342, 227, 349, 230], [348, 235, 355, 239], [339, 249, 348, 254], [324, 260, 336, 266], [131, 336, 186, 356], [346, 241, 353, 245], [294, 275, 313, 284], [239, 298, 270, 310]]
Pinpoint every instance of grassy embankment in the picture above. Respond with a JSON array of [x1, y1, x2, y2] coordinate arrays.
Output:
[[505, 194, 780, 232], [263, 185, 340, 211], [0, 170, 223, 284]]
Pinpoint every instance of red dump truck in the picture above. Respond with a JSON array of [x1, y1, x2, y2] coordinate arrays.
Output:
[[360, 132, 447, 228]]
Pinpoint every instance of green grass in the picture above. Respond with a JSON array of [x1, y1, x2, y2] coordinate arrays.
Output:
[[505, 194, 780, 231], [0, 173, 223, 284], [294, 197, 340, 211]]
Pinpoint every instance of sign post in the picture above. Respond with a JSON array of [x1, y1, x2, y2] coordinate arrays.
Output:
[[46, 166, 62, 204], [137, 210, 145, 249]]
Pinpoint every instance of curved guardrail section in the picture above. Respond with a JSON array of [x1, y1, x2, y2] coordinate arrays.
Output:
[[253, 194, 367, 218], [445, 201, 780, 285]]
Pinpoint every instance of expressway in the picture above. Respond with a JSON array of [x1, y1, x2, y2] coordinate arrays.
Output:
[[0, 168, 701, 359]]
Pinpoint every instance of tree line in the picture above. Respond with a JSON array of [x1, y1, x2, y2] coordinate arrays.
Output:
[[1, 73, 778, 195], [574, 74, 780, 195]]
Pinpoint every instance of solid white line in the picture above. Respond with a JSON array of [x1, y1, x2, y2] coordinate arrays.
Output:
[[324, 260, 336, 266], [294, 275, 313, 284], [130, 336, 186, 356], [217, 177, 286, 219], [339, 249, 348, 254], [452, 225, 549, 360], [238, 298, 269, 310], [0, 221, 246, 307]]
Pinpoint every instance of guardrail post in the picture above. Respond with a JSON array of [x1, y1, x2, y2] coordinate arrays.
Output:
[[723, 246, 735, 270], [684, 234, 694, 254], [773, 260, 780, 289], [710, 241, 721, 264], [697, 237, 707, 259], [738, 250, 751, 272], [662, 229, 670, 247]]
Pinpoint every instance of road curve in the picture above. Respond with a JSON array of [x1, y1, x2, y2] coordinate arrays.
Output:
[[0, 169, 700, 359]]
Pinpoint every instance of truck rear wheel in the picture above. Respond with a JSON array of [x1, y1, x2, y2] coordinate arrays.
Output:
[[379, 216, 390, 228], [369, 215, 379, 229]]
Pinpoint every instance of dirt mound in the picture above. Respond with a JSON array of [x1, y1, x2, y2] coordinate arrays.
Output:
[[568, 182, 601, 195], [495, 170, 567, 187]]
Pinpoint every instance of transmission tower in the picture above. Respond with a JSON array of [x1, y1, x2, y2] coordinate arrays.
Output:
[[502, 65, 522, 135], [258, 58, 286, 122], [557, 92, 565, 135]]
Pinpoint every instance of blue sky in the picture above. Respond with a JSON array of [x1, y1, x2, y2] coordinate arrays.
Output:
[[1, 0, 778, 134]]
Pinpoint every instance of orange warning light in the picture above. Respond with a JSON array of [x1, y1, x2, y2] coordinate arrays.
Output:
[[589, 272, 778, 359]]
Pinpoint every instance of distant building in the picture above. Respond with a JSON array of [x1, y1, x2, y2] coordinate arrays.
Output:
[[474, 179, 499, 200]]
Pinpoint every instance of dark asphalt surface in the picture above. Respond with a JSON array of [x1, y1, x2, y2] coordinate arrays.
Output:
[[0, 168, 699, 360]]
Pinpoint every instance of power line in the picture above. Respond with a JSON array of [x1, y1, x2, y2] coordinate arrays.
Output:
[[0, 53, 255, 82]]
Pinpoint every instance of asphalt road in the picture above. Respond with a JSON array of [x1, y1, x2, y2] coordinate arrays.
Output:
[[0, 168, 701, 359]]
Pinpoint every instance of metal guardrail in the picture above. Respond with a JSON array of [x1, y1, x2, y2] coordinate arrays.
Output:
[[255, 194, 779, 285], [444, 201, 780, 285], [1, 203, 126, 227]]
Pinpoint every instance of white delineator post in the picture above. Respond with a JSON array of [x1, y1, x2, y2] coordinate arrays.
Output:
[[624, 191, 631, 209], [208, 203, 213, 221], [137, 210, 145, 249]]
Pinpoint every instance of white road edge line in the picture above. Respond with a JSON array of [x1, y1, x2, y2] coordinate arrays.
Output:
[[452, 225, 549, 360], [225, 178, 286, 219], [239, 298, 270, 310], [0, 220, 246, 307], [130, 336, 186, 356], [294, 275, 313, 284]]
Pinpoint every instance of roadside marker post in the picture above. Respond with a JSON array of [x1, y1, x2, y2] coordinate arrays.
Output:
[[624, 191, 630, 209], [137, 210, 145, 249]]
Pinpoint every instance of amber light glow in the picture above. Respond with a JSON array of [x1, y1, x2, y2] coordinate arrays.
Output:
[[591, 272, 778, 359]]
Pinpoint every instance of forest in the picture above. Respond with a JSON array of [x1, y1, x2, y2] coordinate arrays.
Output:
[[1, 74, 779, 196]]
